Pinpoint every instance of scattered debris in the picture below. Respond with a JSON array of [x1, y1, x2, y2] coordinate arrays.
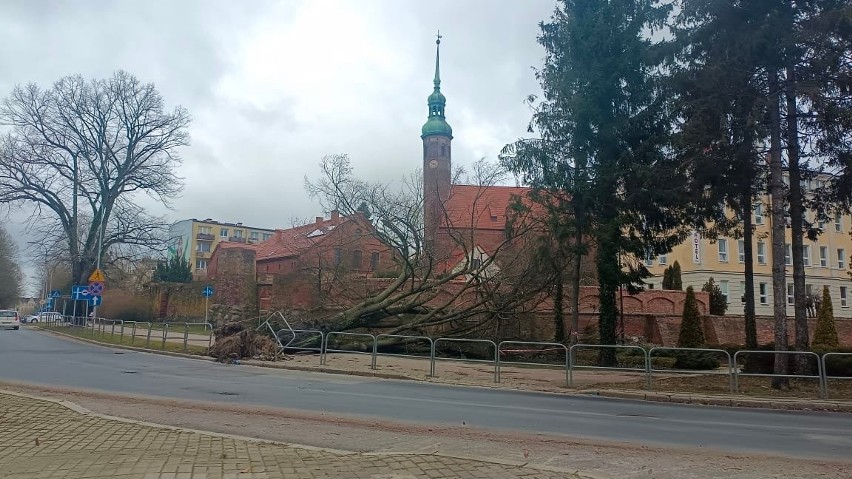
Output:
[[209, 322, 277, 362]]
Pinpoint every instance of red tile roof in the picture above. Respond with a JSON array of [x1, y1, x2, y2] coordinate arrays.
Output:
[[440, 184, 532, 231], [254, 217, 346, 261]]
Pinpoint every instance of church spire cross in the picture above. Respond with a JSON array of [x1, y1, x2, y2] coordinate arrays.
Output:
[[434, 30, 442, 90]]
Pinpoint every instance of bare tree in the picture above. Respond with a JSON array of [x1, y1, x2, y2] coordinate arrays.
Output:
[[302, 154, 553, 337], [0, 71, 190, 284]]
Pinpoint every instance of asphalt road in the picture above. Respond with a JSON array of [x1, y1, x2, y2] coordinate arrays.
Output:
[[2, 328, 851, 460]]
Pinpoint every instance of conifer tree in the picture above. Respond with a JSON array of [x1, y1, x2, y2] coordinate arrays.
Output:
[[678, 286, 705, 348], [813, 285, 840, 349]]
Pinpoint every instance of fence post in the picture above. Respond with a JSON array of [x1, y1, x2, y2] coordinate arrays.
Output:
[[817, 353, 826, 399], [371, 337, 378, 370], [120, 321, 125, 339], [429, 341, 436, 378], [130, 322, 137, 345], [183, 323, 189, 352], [162, 323, 168, 349], [207, 323, 214, 349], [111, 320, 116, 337]]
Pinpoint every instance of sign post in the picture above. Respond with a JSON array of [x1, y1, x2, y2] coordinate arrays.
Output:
[[88, 268, 106, 324], [202, 285, 214, 323]]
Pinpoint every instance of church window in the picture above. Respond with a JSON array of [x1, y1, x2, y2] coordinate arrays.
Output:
[[441, 145, 446, 155]]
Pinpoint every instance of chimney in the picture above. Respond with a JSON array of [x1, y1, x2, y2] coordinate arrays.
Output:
[[331, 209, 340, 224], [315, 216, 324, 224]]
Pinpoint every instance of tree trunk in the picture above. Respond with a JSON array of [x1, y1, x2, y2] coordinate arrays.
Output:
[[570, 223, 583, 345], [786, 64, 810, 373], [597, 223, 619, 367], [768, 70, 790, 390], [553, 269, 566, 343], [741, 190, 757, 349]]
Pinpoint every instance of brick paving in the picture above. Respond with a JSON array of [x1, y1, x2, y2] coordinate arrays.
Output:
[[0, 392, 579, 479]]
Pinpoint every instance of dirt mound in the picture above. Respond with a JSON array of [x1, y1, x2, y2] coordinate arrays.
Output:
[[209, 322, 277, 362]]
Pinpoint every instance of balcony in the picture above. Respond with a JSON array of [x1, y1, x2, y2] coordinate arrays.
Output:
[[228, 236, 246, 243], [196, 233, 214, 241], [195, 251, 211, 258]]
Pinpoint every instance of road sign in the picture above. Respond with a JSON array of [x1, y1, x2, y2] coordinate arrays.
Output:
[[88, 295, 102, 307], [71, 285, 90, 300], [88, 281, 105, 295], [88, 268, 105, 283], [202, 285, 214, 298], [50, 290, 61, 298]]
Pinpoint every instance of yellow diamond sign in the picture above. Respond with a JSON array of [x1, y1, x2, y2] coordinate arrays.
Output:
[[88, 268, 105, 283]]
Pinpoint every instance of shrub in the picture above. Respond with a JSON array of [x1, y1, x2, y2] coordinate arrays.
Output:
[[674, 351, 721, 370], [373, 270, 401, 279], [701, 278, 727, 315], [813, 285, 839, 349], [677, 286, 705, 348]]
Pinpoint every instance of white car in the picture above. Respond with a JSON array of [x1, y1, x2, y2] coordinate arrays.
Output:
[[0, 310, 21, 330]]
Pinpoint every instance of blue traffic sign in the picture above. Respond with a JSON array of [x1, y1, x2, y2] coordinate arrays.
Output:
[[202, 285, 214, 298], [89, 295, 102, 307], [50, 290, 61, 298], [71, 285, 90, 300]]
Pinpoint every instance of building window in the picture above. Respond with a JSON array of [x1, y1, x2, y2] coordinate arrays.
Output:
[[787, 283, 794, 305], [839, 249, 846, 269], [835, 212, 843, 232], [644, 257, 654, 267], [333, 248, 342, 266], [757, 241, 766, 264], [351, 250, 363, 268], [785, 244, 792, 266], [196, 259, 207, 270], [658, 254, 667, 265], [471, 257, 482, 269], [720, 280, 729, 303], [196, 242, 210, 252], [841, 287, 848, 308], [262, 233, 272, 241], [199, 226, 212, 235], [220, 228, 228, 238], [738, 240, 745, 263], [233, 229, 244, 238], [759, 282, 768, 305], [754, 203, 763, 225], [820, 246, 828, 267], [250, 231, 259, 241], [718, 239, 728, 262], [370, 252, 380, 270], [818, 215, 825, 230], [647, 283, 655, 290], [803, 245, 810, 266]]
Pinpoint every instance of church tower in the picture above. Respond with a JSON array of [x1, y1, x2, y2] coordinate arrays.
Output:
[[422, 33, 452, 256]]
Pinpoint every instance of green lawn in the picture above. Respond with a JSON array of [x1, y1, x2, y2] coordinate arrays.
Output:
[[41, 325, 209, 355]]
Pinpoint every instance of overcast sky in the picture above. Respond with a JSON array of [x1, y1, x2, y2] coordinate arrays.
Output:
[[1, 0, 555, 293]]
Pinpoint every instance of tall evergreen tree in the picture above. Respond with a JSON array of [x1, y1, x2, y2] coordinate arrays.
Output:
[[671, 0, 771, 348], [509, 0, 686, 366], [153, 255, 192, 283]]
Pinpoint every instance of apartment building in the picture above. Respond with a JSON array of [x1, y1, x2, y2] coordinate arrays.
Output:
[[168, 219, 275, 279], [645, 180, 852, 318]]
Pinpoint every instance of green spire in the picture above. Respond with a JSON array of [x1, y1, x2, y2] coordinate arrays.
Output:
[[422, 31, 452, 139]]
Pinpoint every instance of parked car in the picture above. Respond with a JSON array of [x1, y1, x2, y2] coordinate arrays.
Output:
[[37, 312, 63, 323], [0, 310, 21, 330], [22, 315, 39, 323]]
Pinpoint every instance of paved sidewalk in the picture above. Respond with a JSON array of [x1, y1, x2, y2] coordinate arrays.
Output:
[[0, 392, 581, 479]]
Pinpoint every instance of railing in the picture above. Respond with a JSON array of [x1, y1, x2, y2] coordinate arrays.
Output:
[[648, 347, 734, 393], [569, 344, 649, 389], [431, 338, 498, 382], [34, 318, 852, 399], [497, 341, 569, 386], [733, 350, 825, 398], [820, 352, 852, 399], [372, 334, 434, 373], [321, 332, 376, 367], [275, 329, 325, 358]]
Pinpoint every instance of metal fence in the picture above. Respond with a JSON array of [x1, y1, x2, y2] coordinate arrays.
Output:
[[431, 338, 498, 382], [34, 318, 852, 399], [733, 350, 824, 397], [497, 341, 569, 386], [648, 347, 734, 393]]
